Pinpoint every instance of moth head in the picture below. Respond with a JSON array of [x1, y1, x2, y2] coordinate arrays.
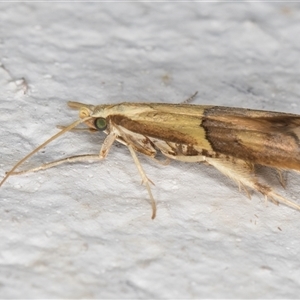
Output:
[[67, 101, 109, 132]]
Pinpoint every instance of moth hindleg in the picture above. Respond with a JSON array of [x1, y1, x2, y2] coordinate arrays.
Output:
[[205, 157, 300, 211]]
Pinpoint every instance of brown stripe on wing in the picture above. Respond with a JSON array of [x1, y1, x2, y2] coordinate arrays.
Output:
[[202, 106, 300, 171], [109, 114, 198, 145]]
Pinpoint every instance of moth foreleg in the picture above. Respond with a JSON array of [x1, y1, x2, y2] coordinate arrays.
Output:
[[98, 130, 118, 158], [205, 157, 300, 211], [9, 154, 103, 175], [127, 144, 157, 219], [10, 131, 118, 176]]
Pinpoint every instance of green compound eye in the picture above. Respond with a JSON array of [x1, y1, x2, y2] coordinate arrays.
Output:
[[94, 117, 107, 131]]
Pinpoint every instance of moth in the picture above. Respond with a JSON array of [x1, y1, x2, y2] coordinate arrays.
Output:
[[1, 99, 300, 219]]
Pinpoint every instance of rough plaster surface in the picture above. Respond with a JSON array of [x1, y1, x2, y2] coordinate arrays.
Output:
[[1, 2, 300, 299]]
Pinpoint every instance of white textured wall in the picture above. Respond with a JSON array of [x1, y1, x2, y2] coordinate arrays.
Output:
[[1, 2, 300, 298]]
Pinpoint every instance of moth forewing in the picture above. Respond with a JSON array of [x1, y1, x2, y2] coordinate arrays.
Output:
[[1, 101, 300, 219]]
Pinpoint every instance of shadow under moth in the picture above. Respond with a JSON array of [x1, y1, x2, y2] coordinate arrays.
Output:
[[2, 100, 300, 219]]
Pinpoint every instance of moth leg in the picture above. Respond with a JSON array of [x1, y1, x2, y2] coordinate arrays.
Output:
[[237, 182, 251, 199], [276, 169, 287, 188], [9, 154, 103, 175], [99, 131, 117, 158], [127, 144, 157, 219], [205, 157, 300, 211], [10, 131, 118, 175]]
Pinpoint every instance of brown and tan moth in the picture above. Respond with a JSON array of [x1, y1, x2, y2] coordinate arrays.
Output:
[[1, 100, 300, 219]]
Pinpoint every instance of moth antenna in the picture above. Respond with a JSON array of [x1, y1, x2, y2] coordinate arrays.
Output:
[[56, 125, 97, 133], [0, 117, 91, 187]]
